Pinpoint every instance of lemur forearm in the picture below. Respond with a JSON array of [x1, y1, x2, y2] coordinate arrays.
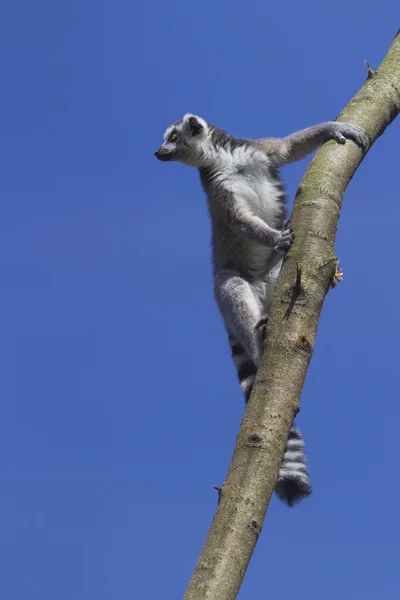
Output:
[[228, 211, 279, 246], [280, 123, 338, 162], [260, 121, 369, 166], [221, 198, 279, 246]]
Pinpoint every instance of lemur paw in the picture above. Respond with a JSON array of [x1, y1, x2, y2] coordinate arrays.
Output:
[[333, 123, 369, 150], [275, 220, 294, 252], [255, 315, 269, 330], [255, 316, 269, 343]]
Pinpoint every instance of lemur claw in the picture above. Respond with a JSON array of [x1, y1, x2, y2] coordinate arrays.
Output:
[[335, 133, 347, 144], [275, 222, 295, 252], [283, 218, 291, 229]]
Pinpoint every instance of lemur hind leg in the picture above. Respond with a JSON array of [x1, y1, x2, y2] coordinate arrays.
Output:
[[215, 269, 264, 367], [252, 260, 282, 351]]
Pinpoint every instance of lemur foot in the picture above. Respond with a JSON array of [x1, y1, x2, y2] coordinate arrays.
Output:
[[275, 219, 294, 252], [255, 316, 269, 344], [332, 123, 369, 150]]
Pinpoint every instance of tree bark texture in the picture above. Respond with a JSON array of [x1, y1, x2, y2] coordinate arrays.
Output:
[[183, 31, 400, 600]]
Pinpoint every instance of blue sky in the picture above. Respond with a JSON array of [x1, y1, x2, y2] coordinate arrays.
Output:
[[1, 1, 399, 598]]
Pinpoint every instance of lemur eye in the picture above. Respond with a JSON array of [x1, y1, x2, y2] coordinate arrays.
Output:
[[170, 132, 178, 142]]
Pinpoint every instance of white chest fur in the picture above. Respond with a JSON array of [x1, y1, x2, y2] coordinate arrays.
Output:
[[212, 145, 280, 224]]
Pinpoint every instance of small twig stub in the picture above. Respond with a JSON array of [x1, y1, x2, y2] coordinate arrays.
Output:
[[295, 263, 302, 289], [331, 259, 344, 288], [284, 262, 303, 319], [296, 335, 312, 352], [364, 60, 375, 78], [213, 485, 223, 504]]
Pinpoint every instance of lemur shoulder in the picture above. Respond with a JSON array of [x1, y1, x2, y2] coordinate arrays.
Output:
[[155, 113, 368, 506]]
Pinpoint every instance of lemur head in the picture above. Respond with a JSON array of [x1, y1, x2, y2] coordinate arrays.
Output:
[[155, 114, 211, 167]]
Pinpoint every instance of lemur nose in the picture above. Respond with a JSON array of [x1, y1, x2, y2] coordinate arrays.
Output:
[[155, 147, 171, 161]]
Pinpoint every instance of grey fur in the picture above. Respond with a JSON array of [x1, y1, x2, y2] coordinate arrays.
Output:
[[155, 113, 368, 505]]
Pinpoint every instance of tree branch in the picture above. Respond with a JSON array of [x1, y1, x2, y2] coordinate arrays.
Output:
[[183, 31, 400, 600]]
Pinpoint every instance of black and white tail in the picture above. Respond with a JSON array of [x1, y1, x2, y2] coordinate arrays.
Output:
[[229, 334, 312, 506], [274, 426, 311, 506]]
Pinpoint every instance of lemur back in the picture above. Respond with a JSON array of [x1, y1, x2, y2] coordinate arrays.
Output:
[[155, 113, 368, 506]]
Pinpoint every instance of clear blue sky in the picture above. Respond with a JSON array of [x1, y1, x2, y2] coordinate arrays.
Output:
[[1, 1, 399, 598]]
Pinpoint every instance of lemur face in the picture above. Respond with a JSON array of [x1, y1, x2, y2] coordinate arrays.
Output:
[[155, 114, 209, 166]]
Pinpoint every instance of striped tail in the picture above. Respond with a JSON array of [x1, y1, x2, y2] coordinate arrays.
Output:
[[228, 334, 257, 403], [274, 426, 312, 506], [228, 334, 312, 506]]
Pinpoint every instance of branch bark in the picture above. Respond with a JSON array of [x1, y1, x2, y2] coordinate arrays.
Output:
[[183, 31, 400, 600]]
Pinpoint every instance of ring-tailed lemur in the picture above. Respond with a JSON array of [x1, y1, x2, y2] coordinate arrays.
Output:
[[155, 114, 368, 505]]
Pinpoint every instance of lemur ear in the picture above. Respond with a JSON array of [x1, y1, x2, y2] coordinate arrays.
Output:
[[188, 116, 203, 136]]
